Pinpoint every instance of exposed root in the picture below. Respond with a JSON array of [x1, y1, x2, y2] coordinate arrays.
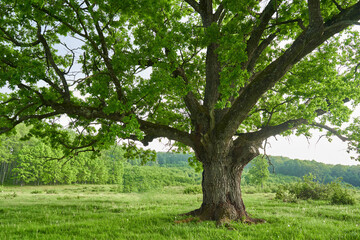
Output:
[[182, 206, 266, 227]]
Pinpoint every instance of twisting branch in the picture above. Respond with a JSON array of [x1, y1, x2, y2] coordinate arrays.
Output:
[[137, 119, 195, 148]]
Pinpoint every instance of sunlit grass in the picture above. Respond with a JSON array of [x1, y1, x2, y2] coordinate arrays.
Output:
[[0, 185, 359, 239]]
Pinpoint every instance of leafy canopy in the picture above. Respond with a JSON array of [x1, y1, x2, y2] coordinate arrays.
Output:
[[0, 0, 360, 159]]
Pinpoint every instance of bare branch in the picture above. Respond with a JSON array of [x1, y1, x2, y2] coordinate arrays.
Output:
[[267, 19, 306, 30], [311, 122, 349, 141], [236, 119, 308, 144]]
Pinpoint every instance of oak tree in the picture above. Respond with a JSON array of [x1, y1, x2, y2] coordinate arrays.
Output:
[[1, 0, 360, 223]]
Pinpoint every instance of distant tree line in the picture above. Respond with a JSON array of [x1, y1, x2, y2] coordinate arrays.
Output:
[[1, 125, 359, 188], [262, 156, 360, 187], [0, 125, 200, 189]]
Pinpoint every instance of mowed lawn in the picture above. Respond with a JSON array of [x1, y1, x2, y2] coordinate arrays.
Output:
[[0, 185, 359, 240]]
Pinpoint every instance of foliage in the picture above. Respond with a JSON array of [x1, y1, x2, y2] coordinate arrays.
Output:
[[276, 174, 356, 205], [0, 125, 125, 186], [246, 156, 270, 187], [328, 179, 356, 205], [289, 173, 329, 200]]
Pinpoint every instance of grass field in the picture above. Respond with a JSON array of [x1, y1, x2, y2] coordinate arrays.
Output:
[[0, 185, 359, 240]]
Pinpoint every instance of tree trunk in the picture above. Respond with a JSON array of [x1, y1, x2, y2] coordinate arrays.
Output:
[[187, 141, 265, 225]]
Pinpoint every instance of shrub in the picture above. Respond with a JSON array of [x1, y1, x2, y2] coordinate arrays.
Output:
[[275, 185, 297, 203], [289, 174, 329, 200], [183, 185, 202, 194], [275, 174, 356, 205], [330, 188, 356, 205], [328, 179, 356, 205]]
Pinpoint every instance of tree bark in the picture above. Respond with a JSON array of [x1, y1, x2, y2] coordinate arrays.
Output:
[[187, 140, 264, 225]]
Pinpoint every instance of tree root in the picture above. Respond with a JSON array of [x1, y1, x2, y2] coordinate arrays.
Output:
[[181, 207, 266, 227]]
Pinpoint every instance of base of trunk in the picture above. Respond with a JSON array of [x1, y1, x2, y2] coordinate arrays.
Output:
[[183, 203, 265, 226]]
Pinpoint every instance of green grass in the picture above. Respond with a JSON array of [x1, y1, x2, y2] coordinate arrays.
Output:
[[0, 185, 359, 239]]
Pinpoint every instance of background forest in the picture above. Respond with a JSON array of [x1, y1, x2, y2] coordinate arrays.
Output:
[[1, 125, 359, 190]]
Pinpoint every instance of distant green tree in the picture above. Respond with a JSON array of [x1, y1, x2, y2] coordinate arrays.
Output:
[[14, 140, 61, 185], [247, 156, 270, 188]]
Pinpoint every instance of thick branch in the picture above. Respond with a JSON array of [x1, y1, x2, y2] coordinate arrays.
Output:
[[236, 119, 307, 144], [137, 119, 194, 148], [172, 67, 203, 119], [246, 0, 278, 63], [50, 102, 194, 148], [216, 1, 360, 141], [308, 0, 324, 28], [203, 43, 221, 110], [246, 31, 278, 73]]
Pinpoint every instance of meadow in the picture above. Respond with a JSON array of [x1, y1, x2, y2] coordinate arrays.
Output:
[[1, 185, 360, 240]]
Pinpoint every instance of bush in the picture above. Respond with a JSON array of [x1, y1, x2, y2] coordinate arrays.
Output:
[[183, 185, 202, 194], [328, 179, 356, 205], [275, 174, 356, 205], [289, 174, 328, 200], [330, 188, 356, 205], [275, 185, 298, 203]]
